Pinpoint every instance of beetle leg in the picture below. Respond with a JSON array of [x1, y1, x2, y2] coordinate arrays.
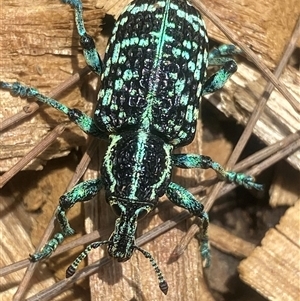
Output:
[[62, 0, 103, 75], [172, 154, 263, 191], [166, 182, 210, 268], [0, 81, 106, 138], [30, 179, 103, 261], [201, 44, 241, 95]]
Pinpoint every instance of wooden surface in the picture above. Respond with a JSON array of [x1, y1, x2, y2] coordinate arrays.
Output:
[[1, 0, 299, 172], [239, 201, 300, 301], [269, 162, 300, 207], [0, 160, 83, 301], [0, 0, 105, 171], [207, 62, 300, 171], [1, 0, 299, 301], [200, 0, 300, 69]]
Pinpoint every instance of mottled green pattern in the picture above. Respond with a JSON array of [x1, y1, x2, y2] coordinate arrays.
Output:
[[0, 0, 263, 294], [95, 0, 209, 146]]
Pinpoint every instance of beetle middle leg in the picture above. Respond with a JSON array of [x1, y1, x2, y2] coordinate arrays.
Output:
[[172, 153, 263, 190], [0, 82, 106, 138]]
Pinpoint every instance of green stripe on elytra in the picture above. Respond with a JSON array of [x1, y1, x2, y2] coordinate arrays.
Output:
[[100, 0, 207, 128]]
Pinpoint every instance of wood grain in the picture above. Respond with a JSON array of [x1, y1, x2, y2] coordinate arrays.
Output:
[[1, 0, 299, 300], [238, 201, 300, 301]]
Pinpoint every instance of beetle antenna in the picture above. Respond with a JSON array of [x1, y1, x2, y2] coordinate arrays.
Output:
[[66, 240, 110, 278], [135, 245, 168, 295]]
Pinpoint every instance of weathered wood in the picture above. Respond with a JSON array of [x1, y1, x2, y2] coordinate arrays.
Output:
[[0, 0, 105, 171], [1, 0, 299, 300], [209, 224, 255, 258], [206, 62, 300, 171], [201, 0, 300, 69], [0, 171, 79, 300], [269, 162, 300, 207], [1, 0, 299, 172], [238, 201, 300, 301]]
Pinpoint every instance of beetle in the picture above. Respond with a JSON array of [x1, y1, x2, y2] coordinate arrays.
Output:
[[0, 0, 262, 294]]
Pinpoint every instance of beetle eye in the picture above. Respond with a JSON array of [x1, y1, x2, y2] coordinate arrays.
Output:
[[111, 204, 122, 216], [137, 207, 150, 220]]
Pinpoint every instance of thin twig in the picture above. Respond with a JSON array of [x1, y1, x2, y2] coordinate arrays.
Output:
[[203, 8, 300, 215], [191, 0, 300, 112], [0, 124, 66, 188], [13, 136, 99, 301]]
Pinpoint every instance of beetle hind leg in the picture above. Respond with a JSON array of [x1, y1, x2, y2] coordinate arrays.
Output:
[[30, 179, 103, 261], [166, 182, 211, 267]]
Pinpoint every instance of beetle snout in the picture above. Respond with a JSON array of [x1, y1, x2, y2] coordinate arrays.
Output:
[[107, 238, 134, 262]]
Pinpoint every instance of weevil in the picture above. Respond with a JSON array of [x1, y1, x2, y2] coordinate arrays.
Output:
[[0, 0, 263, 294]]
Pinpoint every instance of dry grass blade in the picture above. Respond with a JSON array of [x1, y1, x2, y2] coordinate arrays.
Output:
[[0, 259, 29, 278], [246, 137, 300, 176], [12, 137, 99, 300], [202, 5, 300, 217], [0, 102, 40, 132], [191, 0, 300, 112], [0, 124, 66, 188]]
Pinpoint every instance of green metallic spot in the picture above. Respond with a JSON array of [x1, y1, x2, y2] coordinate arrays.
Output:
[[185, 105, 194, 122], [138, 38, 150, 47], [118, 54, 127, 64], [169, 72, 178, 80], [103, 57, 112, 77], [178, 130, 188, 139], [129, 88, 137, 96], [119, 15, 128, 26], [175, 79, 185, 94], [115, 78, 124, 91], [123, 69, 133, 81], [102, 88, 113, 105], [181, 50, 190, 60], [172, 48, 181, 58], [183, 40, 192, 49], [112, 43, 121, 64], [188, 61, 196, 72]]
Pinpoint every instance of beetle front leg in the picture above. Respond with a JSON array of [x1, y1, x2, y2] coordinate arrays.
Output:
[[166, 182, 210, 268], [62, 0, 103, 75], [172, 154, 263, 190], [201, 44, 241, 95], [30, 179, 103, 261]]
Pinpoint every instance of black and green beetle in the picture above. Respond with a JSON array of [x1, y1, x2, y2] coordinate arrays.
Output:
[[1, 0, 262, 294]]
